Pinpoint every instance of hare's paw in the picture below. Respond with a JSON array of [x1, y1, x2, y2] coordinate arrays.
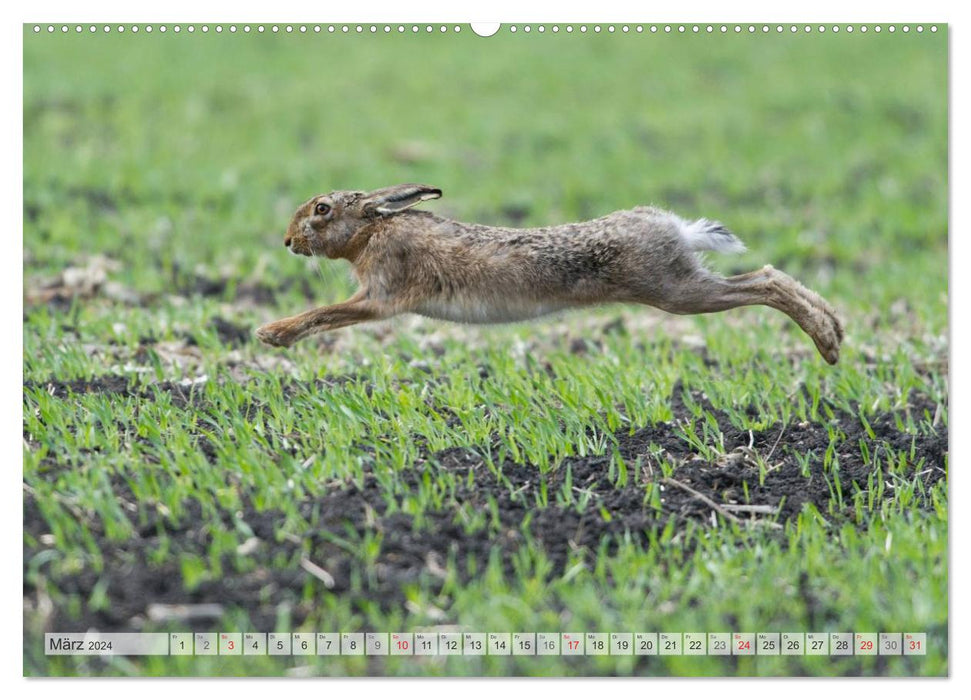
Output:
[[811, 307, 844, 365], [256, 320, 298, 347]]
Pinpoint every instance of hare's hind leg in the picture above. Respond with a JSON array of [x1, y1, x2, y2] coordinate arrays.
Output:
[[653, 265, 844, 364], [256, 293, 389, 347]]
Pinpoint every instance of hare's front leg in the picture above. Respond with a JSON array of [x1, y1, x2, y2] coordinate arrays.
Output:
[[256, 294, 387, 347]]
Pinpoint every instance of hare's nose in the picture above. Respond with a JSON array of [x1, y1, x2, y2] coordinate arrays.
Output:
[[283, 236, 292, 248]]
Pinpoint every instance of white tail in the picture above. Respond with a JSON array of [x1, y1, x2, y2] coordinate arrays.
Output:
[[681, 218, 746, 254]]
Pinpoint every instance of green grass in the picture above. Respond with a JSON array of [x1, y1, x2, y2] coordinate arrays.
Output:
[[23, 25, 947, 676]]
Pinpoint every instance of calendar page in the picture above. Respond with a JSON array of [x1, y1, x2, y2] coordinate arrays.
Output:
[[22, 14, 948, 679]]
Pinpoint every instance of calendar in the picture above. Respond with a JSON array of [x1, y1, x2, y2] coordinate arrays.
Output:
[[45, 632, 928, 657]]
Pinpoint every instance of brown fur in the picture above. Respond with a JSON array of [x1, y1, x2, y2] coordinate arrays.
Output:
[[256, 184, 844, 364]]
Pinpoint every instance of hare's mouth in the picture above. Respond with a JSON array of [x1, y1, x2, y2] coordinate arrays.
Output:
[[288, 239, 313, 257]]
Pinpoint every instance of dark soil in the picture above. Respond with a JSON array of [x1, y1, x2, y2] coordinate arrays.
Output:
[[24, 376, 205, 410], [172, 268, 318, 306], [23, 374, 947, 635], [178, 315, 253, 348], [209, 316, 252, 347]]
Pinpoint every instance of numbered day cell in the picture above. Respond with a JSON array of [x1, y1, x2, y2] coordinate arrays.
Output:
[[414, 632, 437, 656], [367, 633, 390, 656], [170, 633, 193, 657], [463, 633, 486, 656], [537, 633, 559, 656], [658, 633, 681, 656], [733, 633, 755, 656], [243, 633, 267, 656], [488, 633, 511, 656], [879, 633, 902, 655], [707, 633, 730, 656], [169, 632, 192, 656], [390, 633, 413, 656], [439, 633, 462, 656], [855, 633, 878, 656], [683, 633, 706, 656], [561, 633, 584, 656], [195, 633, 218, 656], [268, 633, 291, 656], [610, 633, 633, 656], [586, 633, 609, 656], [513, 633, 535, 656], [316, 633, 340, 656], [805, 633, 828, 655], [634, 633, 658, 656], [829, 633, 853, 656], [904, 633, 927, 656], [757, 633, 780, 655], [219, 633, 242, 656], [292, 633, 314, 656], [342, 633, 365, 656], [781, 633, 804, 656]]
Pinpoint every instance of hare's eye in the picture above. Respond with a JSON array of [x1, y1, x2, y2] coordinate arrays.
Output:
[[315, 202, 331, 216]]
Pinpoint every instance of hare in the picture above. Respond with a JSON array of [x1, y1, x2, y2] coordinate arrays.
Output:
[[256, 184, 844, 364]]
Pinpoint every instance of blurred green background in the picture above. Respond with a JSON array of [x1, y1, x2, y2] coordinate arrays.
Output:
[[24, 26, 947, 311]]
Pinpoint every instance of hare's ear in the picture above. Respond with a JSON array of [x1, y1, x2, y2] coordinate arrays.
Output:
[[361, 184, 442, 216]]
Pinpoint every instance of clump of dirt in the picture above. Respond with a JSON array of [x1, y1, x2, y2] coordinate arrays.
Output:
[[24, 255, 142, 307]]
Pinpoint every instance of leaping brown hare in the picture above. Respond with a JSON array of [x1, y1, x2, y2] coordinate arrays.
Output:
[[256, 184, 844, 364]]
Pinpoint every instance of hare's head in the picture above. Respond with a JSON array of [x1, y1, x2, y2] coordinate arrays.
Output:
[[284, 184, 442, 259]]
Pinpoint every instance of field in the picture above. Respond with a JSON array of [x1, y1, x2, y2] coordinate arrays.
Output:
[[23, 25, 948, 676]]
